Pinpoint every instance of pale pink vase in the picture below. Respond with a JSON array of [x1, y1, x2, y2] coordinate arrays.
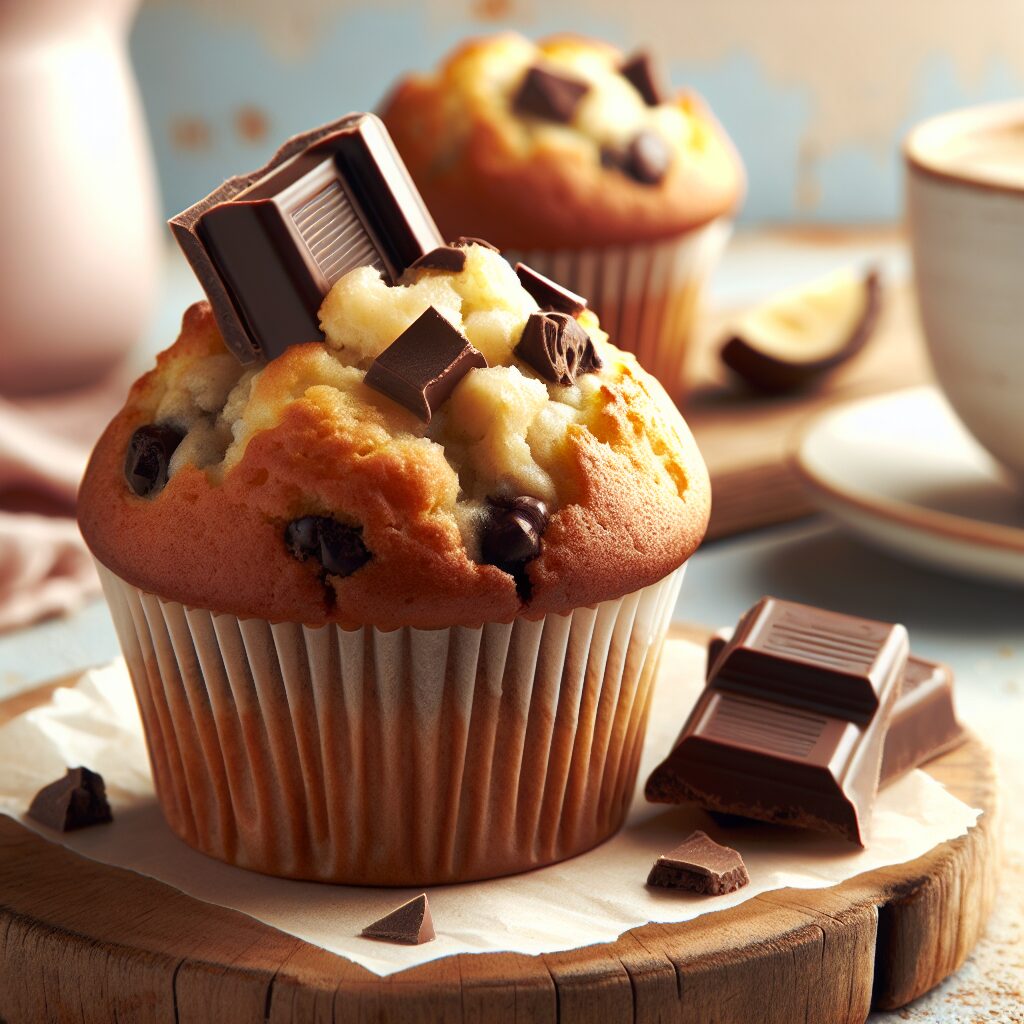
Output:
[[0, 0, 159, 395]]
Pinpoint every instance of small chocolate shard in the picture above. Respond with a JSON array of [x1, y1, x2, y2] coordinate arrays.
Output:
[[285, 516, 371, 577], [452, 236, 500, 253], [124, 424, 185, 498], [481, 495, 548, 599], [169, 112, 443, 365], [27, 767, 113, 832], [515, 263, 587, 317], [361, 893, 435, 945], [365, 307, 486, 422], [513, 65, 589, 123], [515, 311, 602, 386], [646, 831, 749, 895], [410, 245, 467, 273], [620, 52, 666, 106]]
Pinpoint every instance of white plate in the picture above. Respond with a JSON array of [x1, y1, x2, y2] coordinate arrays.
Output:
[[793, 386, 1024, 585]]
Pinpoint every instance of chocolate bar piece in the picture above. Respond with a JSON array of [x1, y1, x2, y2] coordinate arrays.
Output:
[[27, 766, 113, 832], [364, 306, 486, 422], [515, 263, 588, 317], [515, 311, 602, 386], [361, 893, 435, 945], [646, 598, 908, 844], [705, 634, 964, 784], [620, 52, 666, 107], [170, 113, 443, 365], [646, 831, 749, 895], [513, 66, 589, 123]]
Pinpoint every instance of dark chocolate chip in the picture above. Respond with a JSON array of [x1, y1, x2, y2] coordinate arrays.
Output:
[[27, 767, 113, 832], [286, 516, 371, 577], [601, 131, 673, 185], [513, 66, 589, 124], [515, 311, 602, 386], [124, 424, 185, 497], [515, 263, 587, 316], [451, 236, 501, 253], [481, 496, 549, 599], [364, 306, 487, 422], [620, 52, 666, 106], [410, 246, 467, 273]]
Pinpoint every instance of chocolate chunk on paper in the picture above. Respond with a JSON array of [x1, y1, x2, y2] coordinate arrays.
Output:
[[645, 597, 908, 845], [169, 112, 443, 365], [515, 311, 602, 386], [124, 424, 185, 498], [647, 831, 749, 895], [364, 306, 487, 422], [361, 893, 435, 945], [513, 66, 589, 123], [27, 767, 113, 832], [515, 263, 587, 317], [620, 52, 666, 106]]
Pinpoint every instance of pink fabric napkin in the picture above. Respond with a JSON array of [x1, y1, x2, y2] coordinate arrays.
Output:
[[0, 372, 128, 632]]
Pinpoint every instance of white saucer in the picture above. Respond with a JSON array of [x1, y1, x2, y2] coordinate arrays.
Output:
[[793, 386, 1024, 585]]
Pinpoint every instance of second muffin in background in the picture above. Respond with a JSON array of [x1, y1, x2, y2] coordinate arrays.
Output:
[[382, 33, 744, 394]]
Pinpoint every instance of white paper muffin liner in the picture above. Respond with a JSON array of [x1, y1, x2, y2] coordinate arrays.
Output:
[[506, 219, 731, 394], [96, 562, 685, 886]]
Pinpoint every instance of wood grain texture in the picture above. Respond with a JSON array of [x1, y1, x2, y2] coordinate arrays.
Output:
[[685, 280, 932, 539], [0, 625, 999, 1024]]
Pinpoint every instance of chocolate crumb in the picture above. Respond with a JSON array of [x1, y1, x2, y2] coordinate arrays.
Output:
[[286, 516, 371, 577], [513, 66, 589, 124], [27, 767, 113, 832], [361, 893, 435, 945], [124, 424, 185, 497], [646, 831, 749, 895], [515, 311, 602, 386]]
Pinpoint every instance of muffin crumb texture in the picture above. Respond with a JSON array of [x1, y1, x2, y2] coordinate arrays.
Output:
[[79, 245, 709, 628]]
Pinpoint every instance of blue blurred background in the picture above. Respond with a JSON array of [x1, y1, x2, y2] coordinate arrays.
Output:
[[130, 0, 1024, 224]]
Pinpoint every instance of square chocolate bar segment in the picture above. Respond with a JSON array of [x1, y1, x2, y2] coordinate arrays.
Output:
[[170, 113, 443, 365]]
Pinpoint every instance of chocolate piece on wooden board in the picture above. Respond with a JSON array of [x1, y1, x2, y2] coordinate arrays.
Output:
[[620, 52, 667, 107], [646, 830, 749, 895], [704, 633, 964, 785], [169, 112, 443, 365], [364, 306, 487, 422], [513, 66, 589, 123], [27, 767, 113, 832], [361, 894, 435, 945], [515, 263, 588, 317], [646, 597, 909, 845]]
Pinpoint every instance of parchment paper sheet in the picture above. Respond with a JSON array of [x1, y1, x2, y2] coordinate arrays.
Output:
[[0, 638, 980, 977]]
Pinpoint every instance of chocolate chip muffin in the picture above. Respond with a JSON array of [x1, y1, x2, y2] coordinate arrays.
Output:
[[382, 33, 744, 392], [80, 243, 708, 885]]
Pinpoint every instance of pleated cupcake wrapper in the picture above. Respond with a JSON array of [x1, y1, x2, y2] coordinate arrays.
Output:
[[506, 218, 731, 395], [96, 562, 685, 886]]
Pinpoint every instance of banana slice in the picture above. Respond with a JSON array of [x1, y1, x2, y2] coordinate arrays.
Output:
[[721, 268, 881, 393]]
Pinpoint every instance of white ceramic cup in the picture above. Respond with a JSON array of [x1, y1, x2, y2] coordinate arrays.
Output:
[[905, 100, 1024, 484]]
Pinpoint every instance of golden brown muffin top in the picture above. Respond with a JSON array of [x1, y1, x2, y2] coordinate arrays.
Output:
[[79, 245, 710, 629], [381, 33, 744, 250]]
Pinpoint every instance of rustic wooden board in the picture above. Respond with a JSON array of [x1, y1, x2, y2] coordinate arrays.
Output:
[[0, 626, 999, 1024], [685, 280, 933, 539]]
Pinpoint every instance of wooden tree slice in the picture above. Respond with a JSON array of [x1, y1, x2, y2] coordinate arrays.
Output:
[[0, 628, 999, 1024]]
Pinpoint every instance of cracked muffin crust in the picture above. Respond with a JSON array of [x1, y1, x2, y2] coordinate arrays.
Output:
[[381, 33, 744, 250], [79, 244, 709, 629]]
